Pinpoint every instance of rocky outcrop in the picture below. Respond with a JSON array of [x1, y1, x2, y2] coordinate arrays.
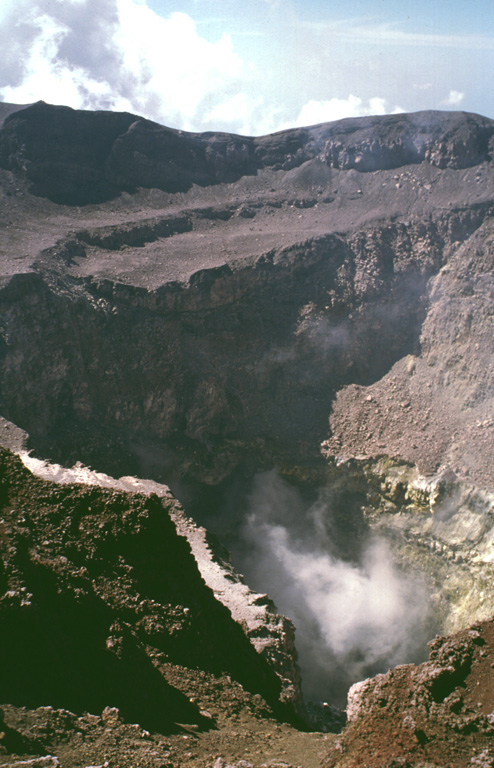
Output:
[[18, 450, 302, 713], [0, 103, 493, 490], [258, 110, 494, 173], [318, 455, 494, 641], [323, 215, 494, 490], [170, 510, 302, 711], [324, 620, 494, 767], [0, 448, 295, 732]]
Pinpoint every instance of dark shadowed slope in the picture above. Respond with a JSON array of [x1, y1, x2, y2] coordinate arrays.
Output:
[[0, 100, 492, 203]]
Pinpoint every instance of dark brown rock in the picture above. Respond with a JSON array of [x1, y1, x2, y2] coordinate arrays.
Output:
[[324, 620, 494, 768], [0, 449, 288, 733]]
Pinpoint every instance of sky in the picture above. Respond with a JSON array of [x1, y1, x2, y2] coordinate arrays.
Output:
[[0, 0, 493, 136]]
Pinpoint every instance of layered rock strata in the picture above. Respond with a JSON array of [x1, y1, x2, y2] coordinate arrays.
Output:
[[0, 141, 493, 486], [319, 455, 494, 640], [323, 216, 494, 491]]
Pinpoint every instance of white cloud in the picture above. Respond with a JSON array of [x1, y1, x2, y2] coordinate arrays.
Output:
[[0, 0, 255, 132], [0, 10, 132, 113], [303, 19, 494, 51], [292, 95, 405, 127], [113, 3, 247, 128], [0, 1, 488, 134], [204, 92, 258, 135], [442, 89, 465, 107]]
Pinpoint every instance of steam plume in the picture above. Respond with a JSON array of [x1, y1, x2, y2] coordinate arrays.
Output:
[[236, 470, 432, 705]]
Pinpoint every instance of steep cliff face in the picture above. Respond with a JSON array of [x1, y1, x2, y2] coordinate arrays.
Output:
[[0, 140, 492, 486], [0, 215, 452, 484], [0, 449, 291, 727], [324, 216, 494, 490]]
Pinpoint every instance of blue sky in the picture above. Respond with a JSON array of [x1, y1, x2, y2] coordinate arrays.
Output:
[[0, 0, 493, 135]]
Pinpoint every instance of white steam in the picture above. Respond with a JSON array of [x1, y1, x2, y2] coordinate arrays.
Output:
[[0, 0, 251, 133], [237, 470, 431, 705], [0, 0, 479, 134], [292, 96, 404, 128]]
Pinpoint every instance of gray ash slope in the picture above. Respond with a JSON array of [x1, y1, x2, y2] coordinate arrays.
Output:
[[1, 101, 494, 489]]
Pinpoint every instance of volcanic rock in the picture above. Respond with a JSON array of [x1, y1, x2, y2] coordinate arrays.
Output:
[[0, 103, 493, 489], [0, 448, 293, 729], [2, 100, 494, 766], [324, 620, 494, 768]]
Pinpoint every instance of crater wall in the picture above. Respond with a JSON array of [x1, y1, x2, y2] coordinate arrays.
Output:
[[2, 103, 494, 743]]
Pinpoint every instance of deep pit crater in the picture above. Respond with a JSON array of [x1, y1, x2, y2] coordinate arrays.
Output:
[[2, 102, 494, 765]]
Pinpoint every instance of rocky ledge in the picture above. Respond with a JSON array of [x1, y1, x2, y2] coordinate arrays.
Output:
[[325, 620, 494, 768], [0, 447, 300, 735], [19, 449, 302, 713]]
